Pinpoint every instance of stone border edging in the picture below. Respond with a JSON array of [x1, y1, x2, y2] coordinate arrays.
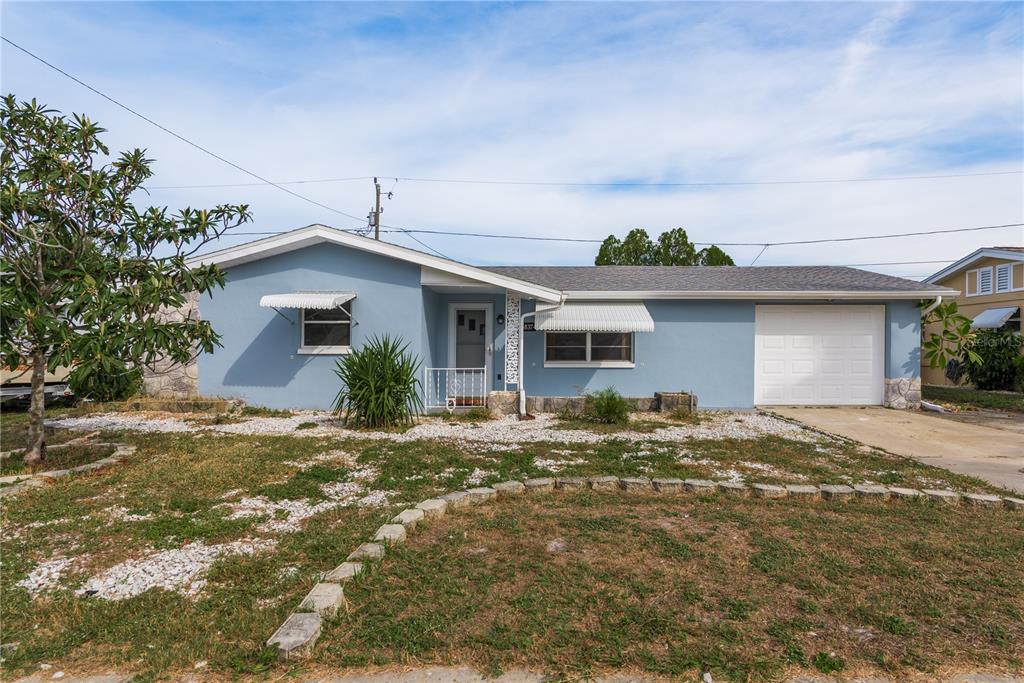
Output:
[[0, 444, 136, 498], [265, 476, 1024, 659]]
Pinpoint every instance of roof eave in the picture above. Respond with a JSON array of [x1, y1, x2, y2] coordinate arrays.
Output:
[[925, 248, 1024, 284], [186, 224, 562, 303], [563, 289, 957, 300]]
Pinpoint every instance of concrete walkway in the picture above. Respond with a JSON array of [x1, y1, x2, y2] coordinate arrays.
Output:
[[774, 407, 1024, 493]]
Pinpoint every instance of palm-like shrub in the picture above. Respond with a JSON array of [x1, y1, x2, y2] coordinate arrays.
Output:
[[332, 335, 423, 428]]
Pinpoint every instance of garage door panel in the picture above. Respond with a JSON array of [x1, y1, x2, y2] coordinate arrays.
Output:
[[755, 305, 884, 406], [821, 359, 843, 375], [820, 385, 844, 401]]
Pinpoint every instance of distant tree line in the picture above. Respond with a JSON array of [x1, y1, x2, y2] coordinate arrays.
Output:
[[595, 227, 734, 266]]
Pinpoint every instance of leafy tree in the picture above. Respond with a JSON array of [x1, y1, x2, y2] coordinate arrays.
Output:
[[920, 300, 981, 381], [595, 227, 734, 266], [0, 95, 251, 464], [697, 244, 734, 266]]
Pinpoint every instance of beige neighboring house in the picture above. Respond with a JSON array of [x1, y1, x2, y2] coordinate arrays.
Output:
[[922, 246, 1024, 386]]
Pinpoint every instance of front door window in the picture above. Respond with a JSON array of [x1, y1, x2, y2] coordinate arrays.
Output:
[[455, 309, 487, 368]]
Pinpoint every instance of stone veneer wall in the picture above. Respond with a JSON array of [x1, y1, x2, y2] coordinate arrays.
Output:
[[883, 377, 921, 410], [142, 292, 200, 399]]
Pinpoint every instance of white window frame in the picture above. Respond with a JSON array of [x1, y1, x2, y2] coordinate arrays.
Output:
[[967, 266, 994, 296], [298, 305, 352, 355], [543, 331, 635, 368]]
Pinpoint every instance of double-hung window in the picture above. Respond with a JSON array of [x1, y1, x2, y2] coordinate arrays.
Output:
[[299, 302, 352, 354], [544, 332, 634, 367]]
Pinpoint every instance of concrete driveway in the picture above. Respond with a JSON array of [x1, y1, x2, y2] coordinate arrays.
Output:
[[773, 407, 1024, 493]]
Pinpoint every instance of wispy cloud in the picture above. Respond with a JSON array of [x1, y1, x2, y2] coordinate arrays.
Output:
[[2, 2, 1021, 275]]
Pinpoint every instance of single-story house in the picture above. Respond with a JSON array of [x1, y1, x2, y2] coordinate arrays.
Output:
[[921, 246, 1024, 386], [166, 224, 954, 411]]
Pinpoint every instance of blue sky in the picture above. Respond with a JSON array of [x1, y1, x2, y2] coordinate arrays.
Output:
[[2, 1, 1022, 275]]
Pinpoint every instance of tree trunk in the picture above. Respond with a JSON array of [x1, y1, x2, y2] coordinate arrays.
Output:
[[23, 348, 47, 465]]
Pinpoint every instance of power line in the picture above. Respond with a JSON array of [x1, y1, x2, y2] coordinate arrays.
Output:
[[729, 222, 1023, 247], [379, 221, 1023, 247], [5, 37, 453, 259], [147, 176, 373, 190], [139, 170, 1024, 191], [835, 259, 956, 267], [1, 37, 369, 228], [749, 245, 770, 266], [226, 221, 1023, 249], [388, 171, 1024, 188]]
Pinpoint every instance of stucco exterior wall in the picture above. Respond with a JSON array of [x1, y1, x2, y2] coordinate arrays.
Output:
[[521, 299, 757, 409], [197, 243, 426, 409]]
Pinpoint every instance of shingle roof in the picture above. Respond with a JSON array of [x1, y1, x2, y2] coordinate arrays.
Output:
[[992, 246, 1024, 253], [482, 265, 950, 293]]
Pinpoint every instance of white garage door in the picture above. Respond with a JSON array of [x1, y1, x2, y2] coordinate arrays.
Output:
[[755, 305, 884, 406]]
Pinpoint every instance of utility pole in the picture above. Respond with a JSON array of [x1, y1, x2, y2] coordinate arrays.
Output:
[[373, 176, 382, 240]]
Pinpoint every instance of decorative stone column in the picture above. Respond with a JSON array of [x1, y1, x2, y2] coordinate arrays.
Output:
[[142, 292, 200, 398], [504, 293, 521, 390], [883, 377, 921, 410]]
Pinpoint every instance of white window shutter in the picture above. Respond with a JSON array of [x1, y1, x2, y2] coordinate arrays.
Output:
[[978, 267, 993, 295], [996, 264, 1011, 293]]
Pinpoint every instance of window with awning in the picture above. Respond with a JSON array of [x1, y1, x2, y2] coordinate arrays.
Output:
[[259, 291, 356, 353], [534, 302, 654, 333], [538, 302, 652, 367], [259, 291, 356, 310], [971, 306, 1020, 331]]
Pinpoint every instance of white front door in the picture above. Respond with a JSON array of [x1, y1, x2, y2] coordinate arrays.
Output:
[[448, 303, 493, 391], [755, 305, 884, 406]]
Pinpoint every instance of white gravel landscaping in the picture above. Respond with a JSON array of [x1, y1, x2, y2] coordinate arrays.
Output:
[[50, 410, 822, 445], [16, 557, 75, 595], [74, 538, 276, 600]]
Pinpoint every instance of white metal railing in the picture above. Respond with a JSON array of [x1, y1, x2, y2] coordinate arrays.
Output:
[[424, 367, 487, 411]]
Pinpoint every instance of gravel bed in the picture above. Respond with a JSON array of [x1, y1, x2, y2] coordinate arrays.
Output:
[[50, 410, 821, 444], [74, 538, 276, 600]]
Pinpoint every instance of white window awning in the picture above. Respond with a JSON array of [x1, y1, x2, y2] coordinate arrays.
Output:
[[535, 302, 655, 332], [259, 291, 356, 310], [971, 306, 1019, 329]]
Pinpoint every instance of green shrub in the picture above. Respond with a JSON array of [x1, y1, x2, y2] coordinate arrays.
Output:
[[584, 387, 630, 424], [68, 364, 143, 402], [1014, 356, 1024, 393], [332, 335, 423, 428], [965, 330, 1023, 390]]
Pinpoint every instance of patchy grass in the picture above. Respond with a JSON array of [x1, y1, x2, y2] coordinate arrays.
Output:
[[328, 493, 1024, 682], [0, 407, 81, 451], [0, 442, 116, 475], [923, 385, 1024, 412], [0, 408, 1018, 680], [554, 417, 674, 434], [239, 405, 294, 417]]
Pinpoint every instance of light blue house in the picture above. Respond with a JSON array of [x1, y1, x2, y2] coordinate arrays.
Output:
[[187, 224, 953, 411]]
